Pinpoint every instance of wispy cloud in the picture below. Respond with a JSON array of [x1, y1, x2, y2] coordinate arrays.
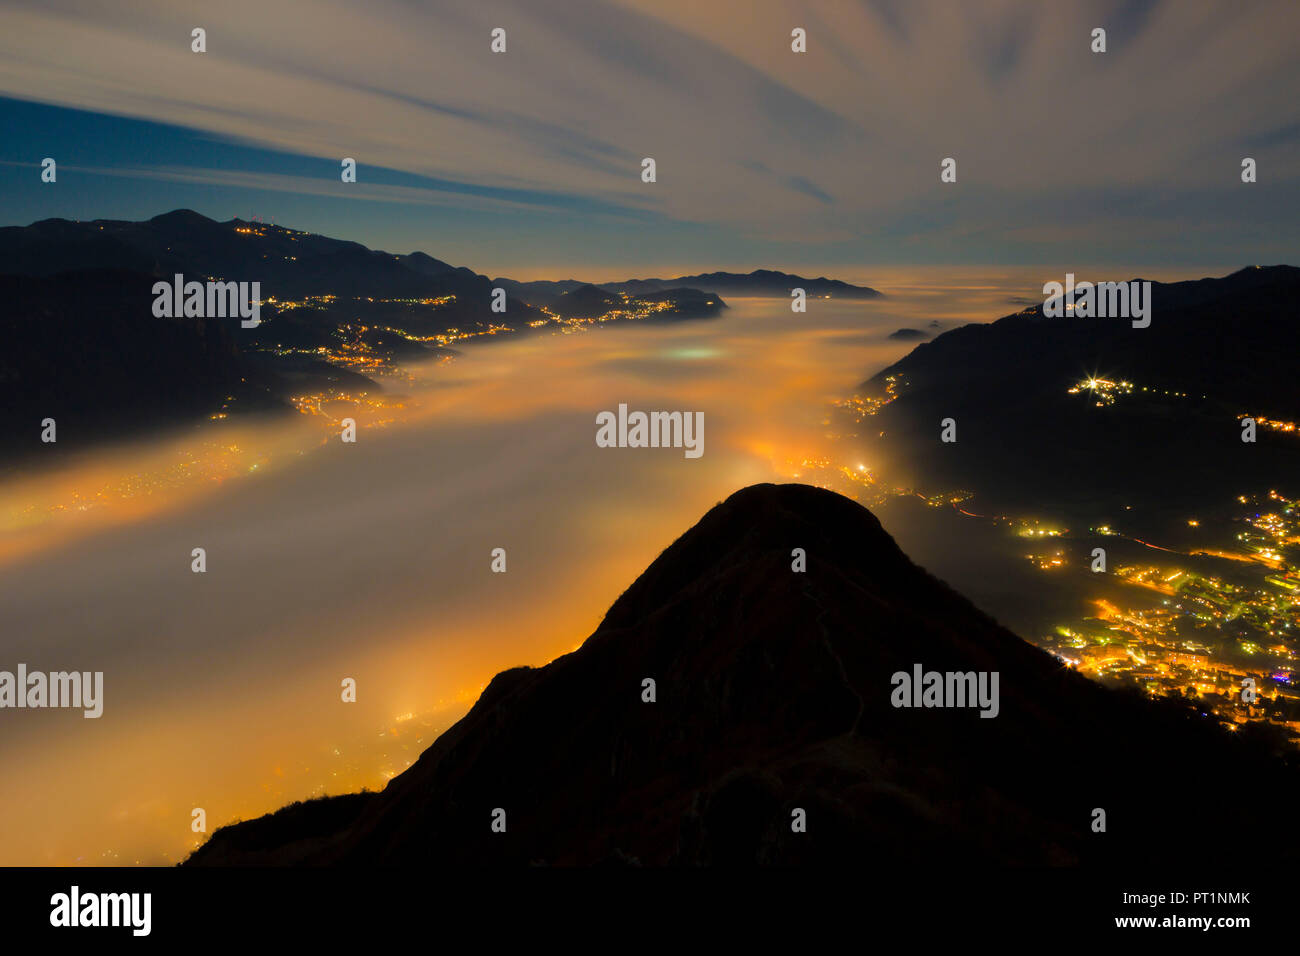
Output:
[[25, 161, 662, 221], [0, 0, 1295, 266]]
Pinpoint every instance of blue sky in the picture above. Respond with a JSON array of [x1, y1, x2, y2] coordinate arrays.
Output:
[[0, 0, 1296, 279]]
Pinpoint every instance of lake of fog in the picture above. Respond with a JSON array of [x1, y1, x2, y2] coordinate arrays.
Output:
[[0, 268, 1097, 864]]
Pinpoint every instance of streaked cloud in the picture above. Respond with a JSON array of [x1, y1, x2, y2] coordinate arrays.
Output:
[[0, 0, 1295, 268]]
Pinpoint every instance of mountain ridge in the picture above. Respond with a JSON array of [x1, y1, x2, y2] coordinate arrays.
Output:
[[3, 210, 879, 302], [854, 265, 1300, 516], [0, 211, 742, 465], [496, 268, 881, 303]]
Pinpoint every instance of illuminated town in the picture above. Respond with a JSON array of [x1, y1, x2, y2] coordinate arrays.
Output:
[[799, 463, 1300, 742], [2, 283, 719, 547], [1063, 376, 1300, 438], [1034, 489, 1299, 741], [832, 372, 907, 425], [255, 289, 707, 435], [815, 376, 1300, 744]]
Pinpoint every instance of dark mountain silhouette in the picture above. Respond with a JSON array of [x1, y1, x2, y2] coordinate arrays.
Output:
[[857, 265, 1300, 519], [608, 269, 881, 299], [491, 277, 587, 300], [550, 284, 726, 320], [399, 250, 459, 278], [186, 483, 1299, 866], [497, 269, 880, 303], [1, 211, 808, 313], [552, 283, 623, 318], [634, 287, 727, 319], [0, 269, 294, 467], [0, 209, 500, 304], [0, 211, 733, 462]]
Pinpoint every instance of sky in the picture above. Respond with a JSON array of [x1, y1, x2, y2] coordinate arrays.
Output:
[[0, 0, 1296, 279]]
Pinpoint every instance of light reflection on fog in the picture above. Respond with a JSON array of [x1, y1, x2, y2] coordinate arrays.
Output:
[[0, 269, 1067, 864]]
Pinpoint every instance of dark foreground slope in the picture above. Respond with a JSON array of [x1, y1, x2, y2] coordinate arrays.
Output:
[[188, 484, 1299, 866]]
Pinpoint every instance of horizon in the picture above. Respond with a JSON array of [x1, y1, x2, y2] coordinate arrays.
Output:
[[0, 205, 1267, 288]]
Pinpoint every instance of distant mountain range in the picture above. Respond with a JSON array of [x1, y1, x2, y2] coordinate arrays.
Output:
[[498, 269, 882, 303], [0, 210, 877, 304], [8, 211, 886, 464], [186, 484, 1299, 866], [0, 209, 493, 303], [856, 265, 1300, 523]]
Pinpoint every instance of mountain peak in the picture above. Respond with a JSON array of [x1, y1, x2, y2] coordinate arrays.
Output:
[[149, 208, 214, 226], [597, 483, 902, 631], [187, 482, 1300, 867]]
